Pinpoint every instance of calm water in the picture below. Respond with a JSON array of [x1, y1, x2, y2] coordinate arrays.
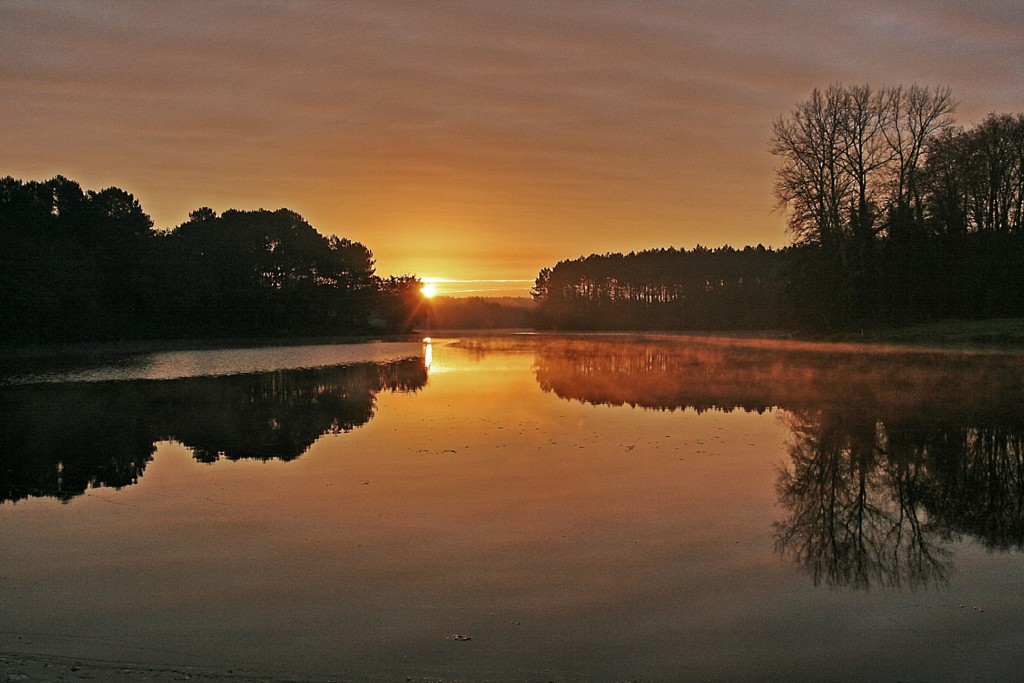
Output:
[[2, 334, 1024, 682]]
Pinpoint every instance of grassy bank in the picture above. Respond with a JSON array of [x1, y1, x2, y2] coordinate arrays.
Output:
[[842, 318, 1024, 347]]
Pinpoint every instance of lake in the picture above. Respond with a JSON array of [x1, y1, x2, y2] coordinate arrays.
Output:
[[2, 334, 1024, 682]]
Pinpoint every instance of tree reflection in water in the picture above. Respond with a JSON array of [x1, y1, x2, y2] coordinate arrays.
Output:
[[0, 358, 427, 504], [776, 415, 1024, 588], [518, 334, 1024, 589], [774, 411, 954, 589]]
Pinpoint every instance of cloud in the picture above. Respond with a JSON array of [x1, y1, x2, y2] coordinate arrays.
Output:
[[3, 0, 1023, 290]]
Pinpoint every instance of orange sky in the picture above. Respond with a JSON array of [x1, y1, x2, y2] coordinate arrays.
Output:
[[3, 1, 1023, 297]]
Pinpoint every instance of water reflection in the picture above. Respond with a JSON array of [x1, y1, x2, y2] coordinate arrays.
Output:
[[786, 412, 1024, 580], [775, 412, 952, 589], [525, 335, 1024, 588], [0, 358, 427, 504]]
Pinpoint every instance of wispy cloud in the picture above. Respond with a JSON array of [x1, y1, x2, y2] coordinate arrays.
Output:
[[3, 1, 1022, 294]]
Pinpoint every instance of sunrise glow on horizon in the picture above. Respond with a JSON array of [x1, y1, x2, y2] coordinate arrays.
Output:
[[419, 277, 538, 298], [4, 5, 1024, 678], [3, 2, 1023, 297]]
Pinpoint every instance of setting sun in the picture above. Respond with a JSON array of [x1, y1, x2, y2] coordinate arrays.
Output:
[[420, 282, 438, 298]]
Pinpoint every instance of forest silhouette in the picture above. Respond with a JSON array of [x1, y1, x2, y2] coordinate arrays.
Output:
[[3, 85, 1022, 340], [533, 86, 1024, 332], [0, 176, 426, 344]]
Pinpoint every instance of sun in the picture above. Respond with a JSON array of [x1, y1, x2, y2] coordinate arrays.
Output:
[[420, 282, 439, 298]]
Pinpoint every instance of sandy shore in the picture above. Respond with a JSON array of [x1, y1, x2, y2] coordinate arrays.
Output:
[[0, 651, 469, 683], [2, 652, 224, 682], [1, 651, 293, 682]]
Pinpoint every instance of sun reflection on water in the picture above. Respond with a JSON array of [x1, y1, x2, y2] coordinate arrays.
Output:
[[422, 337, 432, 370]]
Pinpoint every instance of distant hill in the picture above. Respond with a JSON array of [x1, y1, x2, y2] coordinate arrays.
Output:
[[421, 296, 537, 330]]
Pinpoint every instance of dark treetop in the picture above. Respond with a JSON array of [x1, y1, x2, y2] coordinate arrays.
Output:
[[0, 176, 426, 344]]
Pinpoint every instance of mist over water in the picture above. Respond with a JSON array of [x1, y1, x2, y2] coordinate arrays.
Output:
[[2, 335, 1023, 681]]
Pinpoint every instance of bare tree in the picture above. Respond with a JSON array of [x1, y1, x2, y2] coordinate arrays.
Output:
[[879, 85, 958, 239], [772, 84, 957, 249], [837, 84, 892, 245], [771, 85, 852, 257]]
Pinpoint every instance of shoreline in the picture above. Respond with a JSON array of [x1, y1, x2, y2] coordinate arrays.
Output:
[[0, 333, 424, 360], [0, 649, 354, 683], [4, 317, 1024, 360]]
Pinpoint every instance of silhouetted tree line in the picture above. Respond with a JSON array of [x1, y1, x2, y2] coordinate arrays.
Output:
[[531, 245, 784, 330], [0, 358, 428, 503], [775, 85, 1024, 329], [0, 176, 424, 343], [533, 86, 1024, 331]]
